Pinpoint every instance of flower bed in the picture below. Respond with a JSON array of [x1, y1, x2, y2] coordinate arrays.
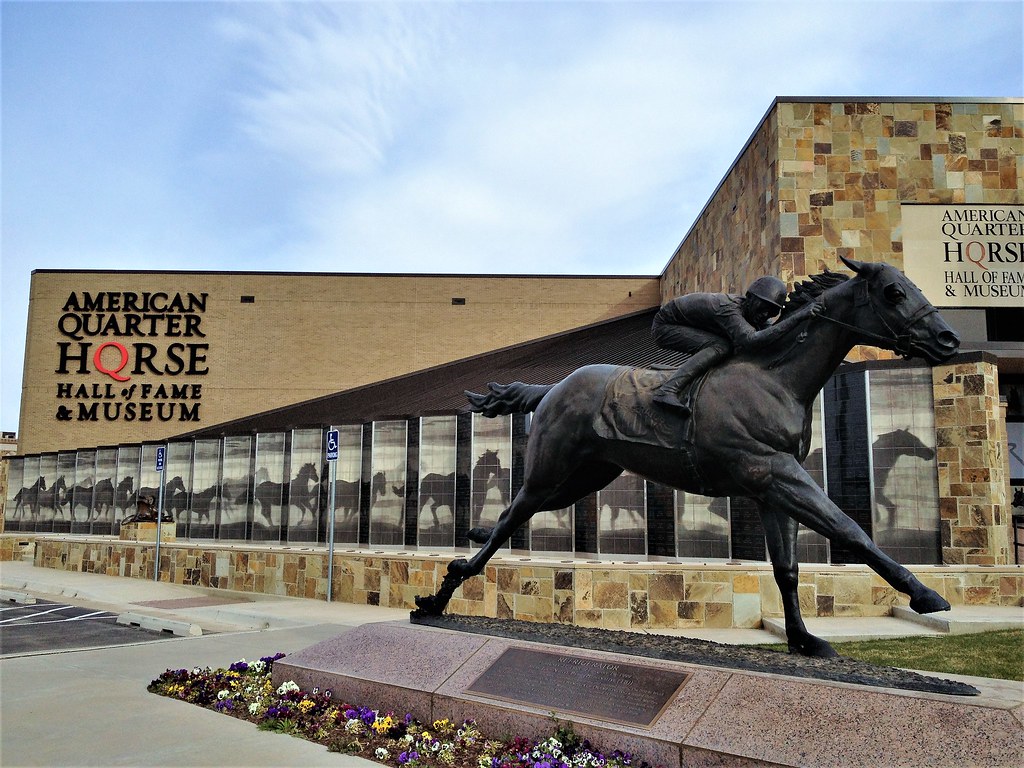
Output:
[[148, 653, 659, 768]]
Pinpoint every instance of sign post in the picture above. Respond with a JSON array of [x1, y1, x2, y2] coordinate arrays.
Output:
[[154, 446, 166, 583], [325, 430, 339, 602]]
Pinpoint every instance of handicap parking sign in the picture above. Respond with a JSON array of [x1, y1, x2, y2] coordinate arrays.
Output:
[[326, 429, 339, 462], [155, 446, 166, 472]]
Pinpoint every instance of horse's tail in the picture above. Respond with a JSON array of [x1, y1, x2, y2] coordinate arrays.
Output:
[[465, 382, 555, 417]]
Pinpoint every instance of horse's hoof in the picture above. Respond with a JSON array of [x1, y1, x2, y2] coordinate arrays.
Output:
[[910, 589, 951, 614], [467, 527, 492, 544], [788, 635, 839, 658], [412, 594, 444, 616]]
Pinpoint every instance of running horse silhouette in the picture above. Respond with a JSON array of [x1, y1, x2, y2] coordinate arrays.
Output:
[[872, 428, 936, 528], [13, 477, 46, 520], [415, 257, 961, 658], [250, 463, 320, 526]]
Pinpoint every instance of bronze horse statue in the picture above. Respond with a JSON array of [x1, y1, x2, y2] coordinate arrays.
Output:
[[415, 258, 961, 658]]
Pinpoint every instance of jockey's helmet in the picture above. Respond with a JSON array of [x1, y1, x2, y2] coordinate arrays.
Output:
[[745, 276, 787, 309]]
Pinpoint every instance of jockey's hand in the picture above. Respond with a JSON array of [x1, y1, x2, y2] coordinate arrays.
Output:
[[809, 299, 826, 317]]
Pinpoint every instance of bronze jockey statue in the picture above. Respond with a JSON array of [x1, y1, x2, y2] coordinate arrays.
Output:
[[652, 276, 813, 412]]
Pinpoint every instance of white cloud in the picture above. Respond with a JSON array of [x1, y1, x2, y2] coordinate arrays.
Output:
[[220, 2, 452, 176]]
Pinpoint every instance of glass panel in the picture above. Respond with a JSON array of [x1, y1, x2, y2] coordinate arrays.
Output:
[[471, 413, 511, 539], [4, 457, 24, 529], [53, 452, 77, 532], [370, 421, 407, 546], [287, 428, 323, 542], [597, 471, 646, 556], [165, 442, 193, 536], [113, 446, 141, 527], [91, 449, 118, 534], [530, 505, 574, 553], [34, 454, 58, 533], [797, 393, 830, 563], [14, 455, 40, 532], [190, 439, 221, 538], [219, 436, 253, 540], [675, 493, 730, 558], [252, 432, 286, 542], [868, 368, 940, 564], [418, 416, 457, 549], [70, 451, 95, 533], [328, 425, 363, 545]]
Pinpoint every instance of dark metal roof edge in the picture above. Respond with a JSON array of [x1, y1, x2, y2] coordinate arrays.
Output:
[[169, 306, 660, 439]]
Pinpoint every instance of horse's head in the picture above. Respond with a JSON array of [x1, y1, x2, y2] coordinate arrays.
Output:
[[167, 476, 186, 495], [840, 256, 960, 364], [301, 463, 319, 482], [890, 428, 936, 461]]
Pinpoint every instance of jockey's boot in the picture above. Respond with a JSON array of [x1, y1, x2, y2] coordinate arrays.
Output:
[[652, 348, 722, 413]]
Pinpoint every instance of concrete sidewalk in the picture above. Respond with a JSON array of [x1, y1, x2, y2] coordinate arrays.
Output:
[[1, 561, 1021, 767]]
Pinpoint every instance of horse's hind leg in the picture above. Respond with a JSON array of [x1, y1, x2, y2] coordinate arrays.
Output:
[[758, 506, 837, 658]]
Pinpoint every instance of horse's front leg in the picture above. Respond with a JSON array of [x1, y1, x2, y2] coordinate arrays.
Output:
[[759, 455, 950, 614], [414, 487, 543, 617], [758, 505, 837, 657]]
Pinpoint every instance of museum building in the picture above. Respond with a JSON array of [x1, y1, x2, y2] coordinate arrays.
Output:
[[3, 97, 1022, 630]]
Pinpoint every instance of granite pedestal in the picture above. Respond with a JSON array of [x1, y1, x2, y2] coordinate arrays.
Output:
[[273, 621, 1023, 768]]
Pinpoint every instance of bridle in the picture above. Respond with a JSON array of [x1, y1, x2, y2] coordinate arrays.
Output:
[[812, 279, 938, 359]]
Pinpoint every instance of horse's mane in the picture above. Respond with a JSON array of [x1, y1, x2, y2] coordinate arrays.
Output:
[[780, 269, 850, 318]]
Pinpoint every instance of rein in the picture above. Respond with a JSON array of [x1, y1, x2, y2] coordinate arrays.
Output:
[[769, 279, 936, 367]]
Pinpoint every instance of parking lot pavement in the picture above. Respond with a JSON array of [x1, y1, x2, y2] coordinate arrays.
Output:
[[0, 599, 178, 657]]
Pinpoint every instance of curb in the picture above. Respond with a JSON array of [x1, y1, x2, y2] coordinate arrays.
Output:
[[116, 611, 202, 637], [0, 589, 37, 605]]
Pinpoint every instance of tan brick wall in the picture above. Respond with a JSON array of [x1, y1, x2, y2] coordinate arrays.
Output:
[[19, 273, 660, 454], [21, 537, 1023, 624], [933, 355, 1014, 565]]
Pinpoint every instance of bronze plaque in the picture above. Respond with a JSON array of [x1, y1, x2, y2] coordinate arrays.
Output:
[[467, 647, 689, 727]]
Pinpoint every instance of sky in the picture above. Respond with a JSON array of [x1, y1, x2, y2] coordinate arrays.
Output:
[[1, 0, 1022, 434]]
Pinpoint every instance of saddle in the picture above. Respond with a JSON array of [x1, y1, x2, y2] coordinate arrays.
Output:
[[592, 367, 705, 450]]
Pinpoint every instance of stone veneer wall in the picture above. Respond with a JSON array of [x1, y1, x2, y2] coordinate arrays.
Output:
[[664, 99, 1023, 305], [933, 354, 1014, 565], [17, 536, 1022, 627]]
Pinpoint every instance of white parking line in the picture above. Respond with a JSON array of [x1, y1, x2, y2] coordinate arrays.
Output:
[[4, 611, 116, 626], [0, 605, 71, 624]]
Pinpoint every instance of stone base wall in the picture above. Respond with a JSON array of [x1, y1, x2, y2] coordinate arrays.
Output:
[[933, 354, 1013, 565], [19, 536, 1023, 628]]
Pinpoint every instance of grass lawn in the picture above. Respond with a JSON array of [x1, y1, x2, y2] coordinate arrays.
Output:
[[765, 628, 1024, 681]]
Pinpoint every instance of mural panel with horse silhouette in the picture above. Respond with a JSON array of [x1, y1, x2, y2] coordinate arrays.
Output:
[[189, 439, 221, 538], [113, 445, 141, 529], [596, 470, 646, 555], [69, 450, 96, 535], [285, 428, 323, 543], [252, 432, 287, 541], [4, 457, 27, 531], [217, 436, 254, 540], [162, 441, 193, 536], [370, 421, 408, 546], [32, 454, 58, 533], [88, 448, 118, 535], [471, 414, 512, 549], [418, 416, 457, 548], [868, 368, 941, 564], [323, 424, 364, 545]]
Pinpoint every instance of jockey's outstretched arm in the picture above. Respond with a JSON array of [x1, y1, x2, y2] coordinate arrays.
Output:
[[732, 301, 817, 352]]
